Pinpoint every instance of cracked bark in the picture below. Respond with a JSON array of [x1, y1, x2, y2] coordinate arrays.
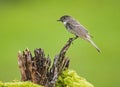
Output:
[[18, 37, 78, 87]]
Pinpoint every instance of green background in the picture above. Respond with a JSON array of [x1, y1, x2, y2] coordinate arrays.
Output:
[[0, 0, 120, 87]]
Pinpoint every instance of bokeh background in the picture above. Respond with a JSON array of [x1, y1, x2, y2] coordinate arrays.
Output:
[[0, 0, 120, 87]]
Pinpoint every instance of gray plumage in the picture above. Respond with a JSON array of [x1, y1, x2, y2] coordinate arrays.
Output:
[[58, 15, 101, 52]]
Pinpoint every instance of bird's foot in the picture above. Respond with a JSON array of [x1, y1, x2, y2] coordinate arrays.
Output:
[[69, 36, 78, 44]]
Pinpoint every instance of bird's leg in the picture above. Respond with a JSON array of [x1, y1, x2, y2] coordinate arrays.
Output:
[[69, 36, 78, 44], [73, 36, 78, 40], [69, 36, 78, 41]]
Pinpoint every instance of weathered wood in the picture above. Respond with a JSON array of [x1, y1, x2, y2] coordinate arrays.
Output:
[[17, 37, 77, 87]]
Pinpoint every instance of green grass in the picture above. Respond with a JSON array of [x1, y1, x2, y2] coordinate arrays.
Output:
[[0, 0, 120, 87]]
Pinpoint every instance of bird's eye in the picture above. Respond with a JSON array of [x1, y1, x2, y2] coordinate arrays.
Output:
[[63, 17, 66, 20]]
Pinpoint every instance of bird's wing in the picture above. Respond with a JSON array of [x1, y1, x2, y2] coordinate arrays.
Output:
[[67, 20, 89, 39]]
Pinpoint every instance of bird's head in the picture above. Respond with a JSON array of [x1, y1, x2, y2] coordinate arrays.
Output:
[[57, 15, 71, 23]]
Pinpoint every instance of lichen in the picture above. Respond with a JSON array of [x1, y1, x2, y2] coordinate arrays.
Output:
[[56, 70, 94, 87]]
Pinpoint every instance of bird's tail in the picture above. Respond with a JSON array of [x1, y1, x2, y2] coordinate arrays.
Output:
[[86, 38, 101, 53]]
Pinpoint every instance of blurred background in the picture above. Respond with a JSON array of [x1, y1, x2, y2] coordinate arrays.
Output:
[[0, 0, 120, 87]]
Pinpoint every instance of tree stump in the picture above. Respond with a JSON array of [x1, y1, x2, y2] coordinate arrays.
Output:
[[17, 37, 78, 87]]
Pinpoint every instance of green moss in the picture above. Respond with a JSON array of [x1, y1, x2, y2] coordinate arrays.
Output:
[[0, 81, 42, 87], [56, 70, 94, 87], [0, 70, 94, 87]]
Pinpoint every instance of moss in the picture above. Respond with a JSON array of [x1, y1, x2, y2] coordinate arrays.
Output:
[[56, 70, 94, 87], [0, 70, 94, 87], [0, 81, 42, 87]]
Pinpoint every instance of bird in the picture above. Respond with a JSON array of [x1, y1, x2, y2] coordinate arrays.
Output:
[[57, 15, 101, 53]]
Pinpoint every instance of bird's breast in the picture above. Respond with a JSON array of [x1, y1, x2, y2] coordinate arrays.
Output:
[[65, 24, 76, 35]]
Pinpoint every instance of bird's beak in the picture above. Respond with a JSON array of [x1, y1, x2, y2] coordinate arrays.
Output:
[[57, 19, 61, 22]]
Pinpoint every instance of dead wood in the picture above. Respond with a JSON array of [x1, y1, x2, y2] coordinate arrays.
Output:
[[18, 37, 78, 87]]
